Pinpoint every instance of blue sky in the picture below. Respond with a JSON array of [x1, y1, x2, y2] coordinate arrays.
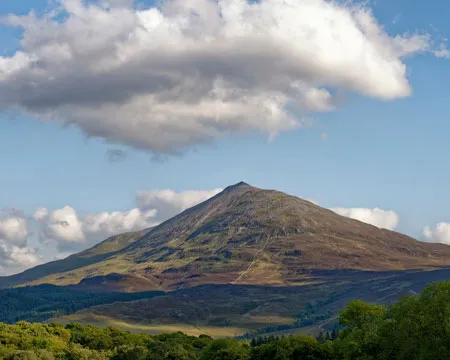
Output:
[[1, 0, 450, 273]]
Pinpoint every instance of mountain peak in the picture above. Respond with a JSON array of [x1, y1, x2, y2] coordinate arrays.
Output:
[[225, 181, 250, 189], [235, 181, 248, 186], [221, 181, 254, 193]]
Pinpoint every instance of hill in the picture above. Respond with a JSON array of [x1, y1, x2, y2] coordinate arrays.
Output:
[[2, 182, 450, 291]]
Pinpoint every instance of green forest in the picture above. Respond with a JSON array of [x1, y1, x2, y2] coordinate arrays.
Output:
[[2, 281, 450, 359], [0, 285, 164, 324]]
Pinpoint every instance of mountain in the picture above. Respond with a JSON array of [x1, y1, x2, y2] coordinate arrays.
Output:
[[2, 182, 450, 292]]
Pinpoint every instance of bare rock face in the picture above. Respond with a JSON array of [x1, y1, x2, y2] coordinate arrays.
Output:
[[3, 182, 450, 291]]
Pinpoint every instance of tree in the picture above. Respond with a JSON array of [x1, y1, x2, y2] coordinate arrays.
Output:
[[339, 300, 386, 329], [110, 346, 149, 360], [250, 343, 277, 360], [379, 281, 450, 360], [201, 339, 250, 360], [316, 331, 325, 343], [5, 351, 38, 360], [335, 300, 386, 360], [335, 282, 450, 360]]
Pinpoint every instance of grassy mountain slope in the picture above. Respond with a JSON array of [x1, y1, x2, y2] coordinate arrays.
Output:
[[0, 229, 150, 289], [2, 182, 450, 291]]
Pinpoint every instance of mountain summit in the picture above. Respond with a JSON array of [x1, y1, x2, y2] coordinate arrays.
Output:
[[3, 183, 450, 291]]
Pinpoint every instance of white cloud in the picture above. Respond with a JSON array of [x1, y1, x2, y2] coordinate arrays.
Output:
[[297, 198, 400, 231], [302, 197, 319, 206], [51, 252, 74, 261], [82, 208, 158, 239], [33, 207, 49, 221], [0, 244, 42, 275], [34, 206, 85, 249], [392, 33, 431, 57], [423, 222, 450, 245], [433, 43, 450, 59], [137, 188, 222, 222], [0, 245, 42, 270], [0, 216, 29, 247], [331, 207, 400, 230], [0, 214, 41, 275], [0, 0, 442, 154]]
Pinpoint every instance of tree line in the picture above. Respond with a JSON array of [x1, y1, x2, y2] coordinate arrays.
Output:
[[0, 284, 163, 324], [2, 281, 450, 359]]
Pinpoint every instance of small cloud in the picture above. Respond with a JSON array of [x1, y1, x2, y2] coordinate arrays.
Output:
[[392, 14, 401, 25], [0, 216, 29, 247], [331, 207, 400, 230], [305, 198, 319, 205], [150, 153, 171, 163], [34, 206, 86, 250], [423, 222, 450, 244], [433, 43, 450, 59], [106, 148, 128, 163], [0, 207, 25, 218]]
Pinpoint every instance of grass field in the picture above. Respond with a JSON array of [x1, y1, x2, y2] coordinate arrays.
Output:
[[56, 313, 249, 338]]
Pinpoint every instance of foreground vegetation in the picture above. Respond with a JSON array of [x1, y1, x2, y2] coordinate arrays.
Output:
[[2, 281, 450, 359]]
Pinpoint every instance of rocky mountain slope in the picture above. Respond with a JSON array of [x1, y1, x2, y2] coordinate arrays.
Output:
[[2, 182, 450, 291]]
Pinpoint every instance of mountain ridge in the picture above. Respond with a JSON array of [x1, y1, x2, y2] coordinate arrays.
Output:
[[2, 182, 450, 291]]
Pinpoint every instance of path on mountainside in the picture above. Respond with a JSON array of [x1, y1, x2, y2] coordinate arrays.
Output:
[[375, 288, 407, 302], [233, 212, 286, 284], [232, 235, 274, 284]]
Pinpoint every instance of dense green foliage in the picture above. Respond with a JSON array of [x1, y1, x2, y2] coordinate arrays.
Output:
[[0, 285, 164, 324], [3, 281, 450, 359], [335, 281, 450, 359], [0, 321, 333, 359]]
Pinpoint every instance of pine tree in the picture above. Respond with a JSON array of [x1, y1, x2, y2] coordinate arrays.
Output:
[[316, 331, 325, 343]]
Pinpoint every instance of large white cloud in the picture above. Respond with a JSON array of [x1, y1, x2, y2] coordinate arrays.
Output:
[[34, 188, 222, 251], [423, 223, 450, 245], [0, 0, 443, 154], [331, 207, 400, 231]]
